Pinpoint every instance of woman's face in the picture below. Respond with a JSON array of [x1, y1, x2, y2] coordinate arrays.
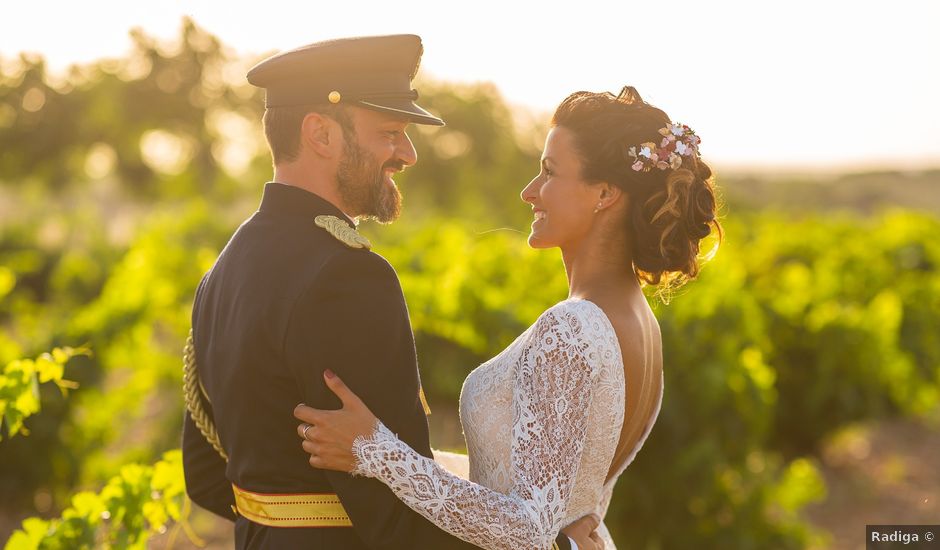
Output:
[[521, 126, 600, 249]]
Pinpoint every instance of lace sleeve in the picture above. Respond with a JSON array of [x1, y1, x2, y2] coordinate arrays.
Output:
[[350, 305, 600, 550]]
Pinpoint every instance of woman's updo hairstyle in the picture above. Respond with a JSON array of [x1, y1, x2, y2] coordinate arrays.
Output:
[[552, 86, 723, 303]]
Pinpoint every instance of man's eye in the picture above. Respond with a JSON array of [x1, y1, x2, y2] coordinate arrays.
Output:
[[544, 168, 554, 177], [385, 131, 402, 138]]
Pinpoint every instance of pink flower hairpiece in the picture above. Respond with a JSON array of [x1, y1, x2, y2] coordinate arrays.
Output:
[[628, 123, 701, 172]]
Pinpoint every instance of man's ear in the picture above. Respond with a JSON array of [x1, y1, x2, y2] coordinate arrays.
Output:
[[300, 112, 343, 159]]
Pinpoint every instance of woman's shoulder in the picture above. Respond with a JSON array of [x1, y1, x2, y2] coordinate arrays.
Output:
[[529, 298, 620, 368], [538, 298, 615, 333]]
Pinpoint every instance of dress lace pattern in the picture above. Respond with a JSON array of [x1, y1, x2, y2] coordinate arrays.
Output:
[[351, 299, 664, 550]]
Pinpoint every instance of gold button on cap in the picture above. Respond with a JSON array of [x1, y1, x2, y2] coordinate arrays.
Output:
[[328, 91, 341, 103]]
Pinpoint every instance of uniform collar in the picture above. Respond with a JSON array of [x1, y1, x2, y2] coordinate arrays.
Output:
[[258, 182, 356, 227]]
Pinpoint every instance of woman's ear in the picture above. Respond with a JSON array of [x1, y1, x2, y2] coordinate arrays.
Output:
[[300, 113, 342, 159], [597, 182, 623, 209]]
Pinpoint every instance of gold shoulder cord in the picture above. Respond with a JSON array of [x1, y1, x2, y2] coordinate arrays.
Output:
[[184, 330, 355, 525], [183, 329, 228, 462]]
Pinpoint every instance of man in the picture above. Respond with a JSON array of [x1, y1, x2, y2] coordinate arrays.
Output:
[[181, 34, 598, 549]]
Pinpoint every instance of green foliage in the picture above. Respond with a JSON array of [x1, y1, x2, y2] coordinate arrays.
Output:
[[1, 16, 939, 550], [366, 219, 568, 399], [4, 450, 188, 550], [61, 201, 229, 481], [0, 18, 260, 196], [599, 210, 939, 547], [396, 80, 544, 226], [0, 347, 87, 440], [0, 198, 233, 508], [370, 209, 940, 548]]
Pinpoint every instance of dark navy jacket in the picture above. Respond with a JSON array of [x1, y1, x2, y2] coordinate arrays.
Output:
[[182, 182, 571, 550]]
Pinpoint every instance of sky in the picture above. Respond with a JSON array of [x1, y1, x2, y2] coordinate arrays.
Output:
[[2, 0, 939, 172]]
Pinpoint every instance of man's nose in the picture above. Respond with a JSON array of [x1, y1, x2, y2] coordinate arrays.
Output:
[[397, 132, 418, 167]]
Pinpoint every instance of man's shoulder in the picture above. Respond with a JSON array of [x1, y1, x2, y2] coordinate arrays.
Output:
[[317, 245, 400, 291], [306, 216, 395, 274], [247, 211, 396, 274], [287, 241, 409, 338]]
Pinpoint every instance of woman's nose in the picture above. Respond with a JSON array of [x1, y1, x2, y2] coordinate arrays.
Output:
[[520, 175, 540, 203]]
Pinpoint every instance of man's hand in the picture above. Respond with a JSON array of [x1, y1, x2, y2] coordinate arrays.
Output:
[[561, 513, 604, 550]]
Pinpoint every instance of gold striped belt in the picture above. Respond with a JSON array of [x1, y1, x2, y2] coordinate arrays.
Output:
[[232, 484, 352, 528]]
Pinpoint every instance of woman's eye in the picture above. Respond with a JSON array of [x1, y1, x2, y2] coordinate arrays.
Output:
[[544, 168, 554, 177], [385, 131, 402, 138]]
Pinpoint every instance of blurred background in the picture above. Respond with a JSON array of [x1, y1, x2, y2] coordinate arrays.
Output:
[[1, 2, 938, 549]]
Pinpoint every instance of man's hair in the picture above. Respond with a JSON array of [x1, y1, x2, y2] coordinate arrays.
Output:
[[262, 104, 355, 164]]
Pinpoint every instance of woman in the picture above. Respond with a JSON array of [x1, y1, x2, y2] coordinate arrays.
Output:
[[293, 86, 722, 550]]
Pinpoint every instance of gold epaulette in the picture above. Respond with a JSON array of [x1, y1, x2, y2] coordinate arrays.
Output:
[[314, 215, 371, 250]]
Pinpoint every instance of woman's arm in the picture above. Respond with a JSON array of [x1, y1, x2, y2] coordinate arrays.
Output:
[[301, 307, 600, 550]]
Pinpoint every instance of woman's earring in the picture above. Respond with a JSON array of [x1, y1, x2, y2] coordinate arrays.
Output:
[[593, 202, 603, 214]]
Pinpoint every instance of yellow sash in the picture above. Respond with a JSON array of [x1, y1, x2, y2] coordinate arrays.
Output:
[[232, 484, 352, 528]]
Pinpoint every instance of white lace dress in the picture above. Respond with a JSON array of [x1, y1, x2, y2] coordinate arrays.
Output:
[[351, 298, 665, 550]]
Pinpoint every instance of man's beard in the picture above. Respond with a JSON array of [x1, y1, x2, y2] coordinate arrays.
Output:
[[336, 133, 403, 224]]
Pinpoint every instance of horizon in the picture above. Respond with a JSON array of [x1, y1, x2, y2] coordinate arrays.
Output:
[[2, 0, 939, 174]]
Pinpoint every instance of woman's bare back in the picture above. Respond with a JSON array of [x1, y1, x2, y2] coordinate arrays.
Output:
[[588, 291, 664, 482]]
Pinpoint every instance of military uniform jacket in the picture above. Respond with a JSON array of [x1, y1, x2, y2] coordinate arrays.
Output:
[[182, 182, 483, 549]]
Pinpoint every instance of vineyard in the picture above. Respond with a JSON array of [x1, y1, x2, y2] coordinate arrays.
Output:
[[1, 18, 938, 550]]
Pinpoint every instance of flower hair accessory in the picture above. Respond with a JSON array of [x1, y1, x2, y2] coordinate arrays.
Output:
[[628, 123, 701, 172]]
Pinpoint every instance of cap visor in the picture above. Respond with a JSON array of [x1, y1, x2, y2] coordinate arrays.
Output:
[[356, 99, 445, 126]]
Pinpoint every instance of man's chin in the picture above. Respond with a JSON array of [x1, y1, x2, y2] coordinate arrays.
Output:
[[378, 189, 403, 223], [375, 206, 402, 224], [362, 198, 402, 224]]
